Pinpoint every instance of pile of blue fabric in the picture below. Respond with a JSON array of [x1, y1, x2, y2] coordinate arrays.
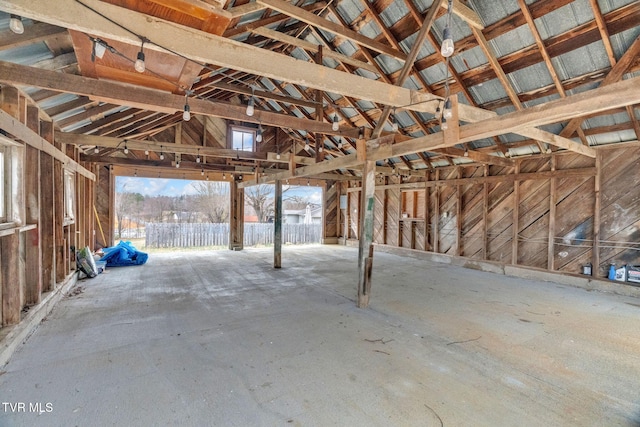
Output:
[[101, 241, 148, 267]]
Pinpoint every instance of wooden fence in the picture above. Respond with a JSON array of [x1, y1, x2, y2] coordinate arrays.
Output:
[[145, 223, 322, 248]]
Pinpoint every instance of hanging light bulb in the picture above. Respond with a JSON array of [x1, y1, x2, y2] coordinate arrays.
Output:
[[318, 144, 323, 153], [134, 41, 146, 73], [391, 108, 399, 133], [246, 96, 255, 116], [443, 98, 453, 119], [94, 146, 99, 154], [196, 149, 200, 163], [441, 117, 448, 130], [304, 137, 310, 151], [159, 152, 165, 160], [256, 125, 263, 143], [276, 153, 281, 160], [134, 170, 138, 177], [144, 149, 149, 156], [183, 103, 191, 121], [9, 15, 24, 35], [441, 26, 454, 58], [201, 168, 205, 176], [338, 138, 343, 149], [176, 161, 180, 169], [332, 114, 339, 131], [123, 142, 129, 154], [464, 147, 469, 157], [223, 172, 226, 179]]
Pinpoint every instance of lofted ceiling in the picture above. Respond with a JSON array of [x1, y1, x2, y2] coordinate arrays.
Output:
[[0, 0, 639, 181]]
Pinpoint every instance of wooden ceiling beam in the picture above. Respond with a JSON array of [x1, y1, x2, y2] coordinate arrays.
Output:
[[560, 34, 640, 138], [58, 132, 315, 165], [440, 0, 484, 30], [224, 2, 327, 38], [0, 61, 360, 137], [202, 79, 319, 109], [1, 0, 440, 112], [589, 0, 617, 68], [371, 0, 442, 138], [376, 77, 639, 160], [256, 0, 406, 61], [0, 22, 68, 51], [250, 27, 379, 74]]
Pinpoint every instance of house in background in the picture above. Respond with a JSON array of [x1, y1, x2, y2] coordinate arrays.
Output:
[[284, 205, 322, 224]]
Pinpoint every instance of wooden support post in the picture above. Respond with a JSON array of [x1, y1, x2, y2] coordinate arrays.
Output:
[[357, 156, 376, 308], [433, 169, 440, 253], [1, 233, 20, 325], [54, 132, 65, 282], [314, 46, 324, 163], [274, 179, 282, 268], [456, 167, 462, 257], [40, 120, 55, 291], [512, 161, 520, 265], [482, 165, 489, 260], [25, 105, 42, 304], [229, 177, 244, 250], [423, 171, 430, 251], [547, 156, 557, 270], [592, 151, 602, 275]]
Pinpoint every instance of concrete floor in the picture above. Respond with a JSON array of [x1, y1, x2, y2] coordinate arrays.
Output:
[[1, 245, 640, 426]]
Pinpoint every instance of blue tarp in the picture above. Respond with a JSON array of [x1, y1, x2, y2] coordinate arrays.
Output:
[[101, 241, 148, 267]]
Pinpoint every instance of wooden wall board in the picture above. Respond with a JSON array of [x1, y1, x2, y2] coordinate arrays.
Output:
[[460, 184, 485, 258], [554, 178, 595, 272], [349, 191, 359, 239], [386, 186, 400, 246], [324, 181, 338, 240], [373, 189, 386, 244]]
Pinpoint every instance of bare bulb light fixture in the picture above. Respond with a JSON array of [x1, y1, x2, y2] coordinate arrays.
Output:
[[440, 0, 455, 58], [246, 95, 255, 117], [9, 15, 24, 35], [256, 125, 263, 143], [159, 147, 165, 160], [391, 108, 399, 133], [134, 40, 146, 73], [94, 146, 99, 154], [443, 98, 453, 119], [338, 138, 343, 149], [332, 114, 339, 131], [441, 117, 448, 130], [123, 142, 129, 154], [196, 149, 201, 163], [183, 102, 191, 122], [304, 137, 310, 152]]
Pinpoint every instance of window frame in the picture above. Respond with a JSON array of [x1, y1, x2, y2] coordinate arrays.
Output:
[[0, 134, 24, 230], [63, 168, 76, 225], [227, 124, 256, 152]]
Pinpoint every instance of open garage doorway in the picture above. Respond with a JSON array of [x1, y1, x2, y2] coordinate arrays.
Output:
[[115, 177, 323, 250], [115, 176, 230, 249], [243, 183, 324, 247]]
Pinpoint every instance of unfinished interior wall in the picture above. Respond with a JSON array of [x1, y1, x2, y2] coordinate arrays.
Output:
[[0, 85, 96, 327], [347, 148, 640, 278]]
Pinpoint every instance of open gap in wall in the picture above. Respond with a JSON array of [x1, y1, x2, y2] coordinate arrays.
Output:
[[115, 176, 230, 249], [244, 183, 323, 247]]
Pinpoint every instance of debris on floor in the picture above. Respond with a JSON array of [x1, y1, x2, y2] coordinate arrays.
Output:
[[100, 240, 148, 267]]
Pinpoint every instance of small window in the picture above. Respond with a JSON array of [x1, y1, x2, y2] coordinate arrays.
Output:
[[229, 125, 255, 152], [0, 135, 24, 227], [64, 169, 75, 224]]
